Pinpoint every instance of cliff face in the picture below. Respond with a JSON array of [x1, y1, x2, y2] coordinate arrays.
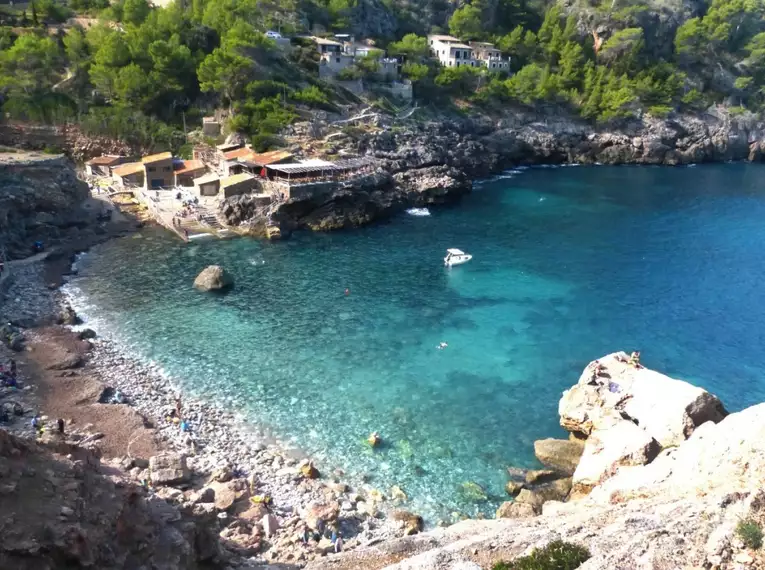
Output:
[[306, 355, 765, 570], [0, 153, 90, 260], [357, 108, 765, 180]]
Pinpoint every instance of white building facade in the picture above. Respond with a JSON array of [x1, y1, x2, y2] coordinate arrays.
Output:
[[427, 35, 477, 68], [470, 41, 510, 71]]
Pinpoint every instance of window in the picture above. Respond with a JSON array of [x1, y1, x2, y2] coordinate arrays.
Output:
[[336, 57, 340, 63], [455, 50, 460, 59], [148, 166, 156, 173], [163, 166, 171, 172]]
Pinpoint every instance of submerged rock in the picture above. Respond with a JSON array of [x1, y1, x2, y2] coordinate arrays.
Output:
[[458, 481, 488, 503], [193, 265, 233, 292]]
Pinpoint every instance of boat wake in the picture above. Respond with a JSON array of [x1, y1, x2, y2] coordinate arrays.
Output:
[[406, 207, 431, 217]]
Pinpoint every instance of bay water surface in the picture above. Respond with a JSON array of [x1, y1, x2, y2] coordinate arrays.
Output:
[[65, 164, 765, 519]]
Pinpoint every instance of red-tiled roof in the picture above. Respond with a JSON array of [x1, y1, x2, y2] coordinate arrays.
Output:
[[223, 148, 255, 161], [249, 150, 294, 165], [174, 160, 206, 175]]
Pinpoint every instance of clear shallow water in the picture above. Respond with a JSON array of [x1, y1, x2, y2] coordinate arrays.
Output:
[[66, 164, 765, 520]]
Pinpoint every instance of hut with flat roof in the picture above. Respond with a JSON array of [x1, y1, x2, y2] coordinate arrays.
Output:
[[220, 172, 258, 197], [142, 151, 174, 189], [85, 155, 125, 176], [112, 162, 145, 187], [194, 173, 221, 197]]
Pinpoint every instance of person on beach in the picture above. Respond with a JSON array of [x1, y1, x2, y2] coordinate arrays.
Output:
[[57, 418, 65, 434], [0, 261, 4, 275], [31, 415, 42, 434], [10, 359, 16, 376], [175, 395, 182, 419], [628, 351, 642, 368], [334, 534, 343, 553]]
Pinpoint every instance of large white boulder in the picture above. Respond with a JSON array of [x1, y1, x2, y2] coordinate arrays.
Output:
[[559, 352, 727, 447], [572, 413, 660, 496]]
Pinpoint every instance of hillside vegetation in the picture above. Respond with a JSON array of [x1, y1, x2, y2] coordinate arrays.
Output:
[[0, 0, 763, 152]]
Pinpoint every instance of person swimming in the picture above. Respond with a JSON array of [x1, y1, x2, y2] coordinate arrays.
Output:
[[437, 342, 448, 350]]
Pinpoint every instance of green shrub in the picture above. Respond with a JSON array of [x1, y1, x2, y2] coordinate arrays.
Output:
[[736, 519, 763, 550], [42, 145, 63, 154], [492, 540, 590, 570]]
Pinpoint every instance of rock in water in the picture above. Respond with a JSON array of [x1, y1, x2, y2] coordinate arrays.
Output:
[[149, 453, 190, 486], [559, 352, 727, 446], [193, 265, 233, 292], [534, 438, 585, 475]]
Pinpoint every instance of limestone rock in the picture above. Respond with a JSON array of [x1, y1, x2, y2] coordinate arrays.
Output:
[[149, 453, 190, 486], [392, 510, 424, 535], [303, 501, 340, 531], [262, 513, 280, 538], [193, 265, 233, 292], [559, 352, 727, 446], [534, 438, 585, 475], [525, 469, 559, 485], [495, 501, 537, 519], [572, 415, 660, 496], [505, 481, 524, 496]]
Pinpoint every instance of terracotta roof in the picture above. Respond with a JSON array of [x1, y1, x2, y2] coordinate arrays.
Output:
[[86, 155, 123, 166], [223, 148, 255, 161], [141, 151, 173, 164], [174, 160, 206, 175], [220, 173, 256, 189], [249, 150, 294, 165], [112, 162, 144, 177]]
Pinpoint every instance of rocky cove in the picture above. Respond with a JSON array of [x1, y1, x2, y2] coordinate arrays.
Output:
[[2, 252, 762, 570], [219, 107, 765, 233]]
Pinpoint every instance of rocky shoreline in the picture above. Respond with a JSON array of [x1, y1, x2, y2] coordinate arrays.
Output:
[[0, 245, 420, 568]]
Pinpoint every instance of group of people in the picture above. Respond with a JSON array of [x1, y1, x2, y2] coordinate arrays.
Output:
[[301, 521, 343, 553]]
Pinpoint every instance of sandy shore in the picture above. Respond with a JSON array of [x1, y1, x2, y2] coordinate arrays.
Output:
[[0, 229, 405, 565]]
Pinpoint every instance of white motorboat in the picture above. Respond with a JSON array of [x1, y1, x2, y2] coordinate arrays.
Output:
[[444, 248, 472, 266]]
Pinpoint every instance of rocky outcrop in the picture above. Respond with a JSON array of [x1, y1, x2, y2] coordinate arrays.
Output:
[[0, 154, 89, 260], [0, 429, 220, 570], [193, 265, 233, 291], [305, 366, 763, 570], [149, 452, 191, 486], [533, 438, 585, 475], [559, 351, 728, 445]]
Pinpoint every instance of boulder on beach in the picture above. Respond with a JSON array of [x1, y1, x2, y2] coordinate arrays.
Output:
[[534, 438, 585, 475], [525, 469, 560, 485], [559, 352, 727, 447], [391, 510, 424, 535], [303, 501, 340, 531], [193, 265, 233, 292], [505, 480, 524, 496], [149, 453, 190, 486]]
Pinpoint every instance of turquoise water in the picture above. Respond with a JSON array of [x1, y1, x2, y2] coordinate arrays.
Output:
[[66, 163, 765, 519]]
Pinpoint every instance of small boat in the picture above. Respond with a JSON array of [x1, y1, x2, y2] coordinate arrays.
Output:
[[444, 248, 472, 266]]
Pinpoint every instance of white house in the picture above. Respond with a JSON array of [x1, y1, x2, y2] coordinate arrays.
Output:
[[469, 41, 510, 71], [311, 36, 344, 55], [427, 34, 477, 68]]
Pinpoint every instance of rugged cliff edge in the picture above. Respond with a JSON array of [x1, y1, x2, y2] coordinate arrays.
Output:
[[306, 353, 762, 570], [0, 152, 90, 260]]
